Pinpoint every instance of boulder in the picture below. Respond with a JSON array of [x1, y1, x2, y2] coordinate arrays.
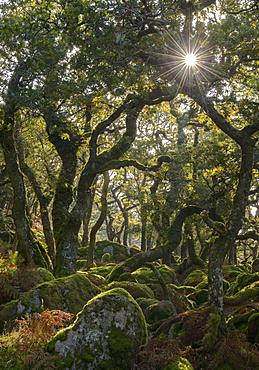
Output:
[[144, 299, 177, 324], [47, 288, 148, 369], [132, 265, 176, 284], [0, 272, 101, 333], [77, 240, 140, 264], [182, 268, 207, 286], [227, 272, 259, 295], [107, 281, 155, 300]]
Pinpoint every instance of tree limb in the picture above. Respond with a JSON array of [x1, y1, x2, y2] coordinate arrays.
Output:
[[200, 210, 225, 234]]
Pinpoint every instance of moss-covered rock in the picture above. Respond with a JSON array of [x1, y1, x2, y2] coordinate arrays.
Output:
[[222, 265, 246, 280], [87, 263, 116, 277], [196, 278, 229, 293], [136, 297, 159, 313], [182, 269, 207, 287], [132, 264, 176, 284], [252, 258, 259, 273], [77, 240, 141, 264], [163, 357, 194, 369], [145, 300, 177, 324], [107, 281, 155, 300], [76, 259, 87, 270], [170, 285, 196, 295], [227, 311, 251, 337], [0, 272, 101, 333], [224, 281, 259, 306], [33, 267, 55, 284], [101, 252, 111, 262], [86, 273, 106, 287], [47, 288, 147, 369], [227, 272, 259, 295], [190, 289, 208, 305]]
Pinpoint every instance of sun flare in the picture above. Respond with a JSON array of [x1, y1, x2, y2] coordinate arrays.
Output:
[[184, 53, 197, 66], [152, 31, 224, 94]]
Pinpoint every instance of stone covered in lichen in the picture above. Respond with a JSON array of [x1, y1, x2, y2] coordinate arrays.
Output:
[[47, 288, 148, 370], [0, 272, 101, 333]]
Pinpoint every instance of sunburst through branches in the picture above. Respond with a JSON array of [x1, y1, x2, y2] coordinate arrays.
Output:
[[153, 31, 224, 94]]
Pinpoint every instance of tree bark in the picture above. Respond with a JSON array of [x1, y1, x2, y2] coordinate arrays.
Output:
[[15, 127, 56, 264], [190, 92, 257, 329], [87, 171, 109, 269], [184, 223, 205, 267], [0, 123, 49, 268], [0, 64, 50, 268]]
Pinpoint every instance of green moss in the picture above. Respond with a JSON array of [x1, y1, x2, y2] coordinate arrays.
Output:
[[227, 272, 259, 295], [35, 267, 55, 282], [0, 299, 19, 333], [89, 263, 116, 277], [182, 269, 207, 286], [145, 300, 177, 324], [107, 281, 155, 300], [108, 327, 134, 353], [131, 265, 176, 285], [36, 272, 101, 314], [0, 331, 24, 370], [163, 356, 194, 369], [170, 285, 196, 294], [191, 289, 208, 305], [107, 328, 134, 369], [132, 267, 154, 283], [226, 311, 251, 335], [76, 259, 87, 270], [81, 353, 95, 362], [201, 309, 220, 350], [118, 272, 134, 281], [95, 240, 140, 263], [98, 360, 113, 369], [77, 247, 87, 257], [46, 327, 69, 352], [136, 297, 159, 311], [0, 272, 101, 334], [63, 354, 74, 367], [101, 252, 111, 262], [248, 312, 259, 323], [156, 265, 176, 283]]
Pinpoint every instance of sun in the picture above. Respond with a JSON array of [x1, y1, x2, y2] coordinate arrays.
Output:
[[184, 53, 197, 66], [151, 30, 225, 94]]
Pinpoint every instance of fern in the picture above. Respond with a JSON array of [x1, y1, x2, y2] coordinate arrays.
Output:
[[24, 348, 57, 370], [0, 250, 24, 300], [15, 310, 74, 354]]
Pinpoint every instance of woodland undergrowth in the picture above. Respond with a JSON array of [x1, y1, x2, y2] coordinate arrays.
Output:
[[0, 310, 73, 370]]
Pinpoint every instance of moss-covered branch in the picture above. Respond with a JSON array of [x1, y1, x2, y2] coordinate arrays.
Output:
[[97, 156, 172, 173], [200, 210, 225, 234]]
